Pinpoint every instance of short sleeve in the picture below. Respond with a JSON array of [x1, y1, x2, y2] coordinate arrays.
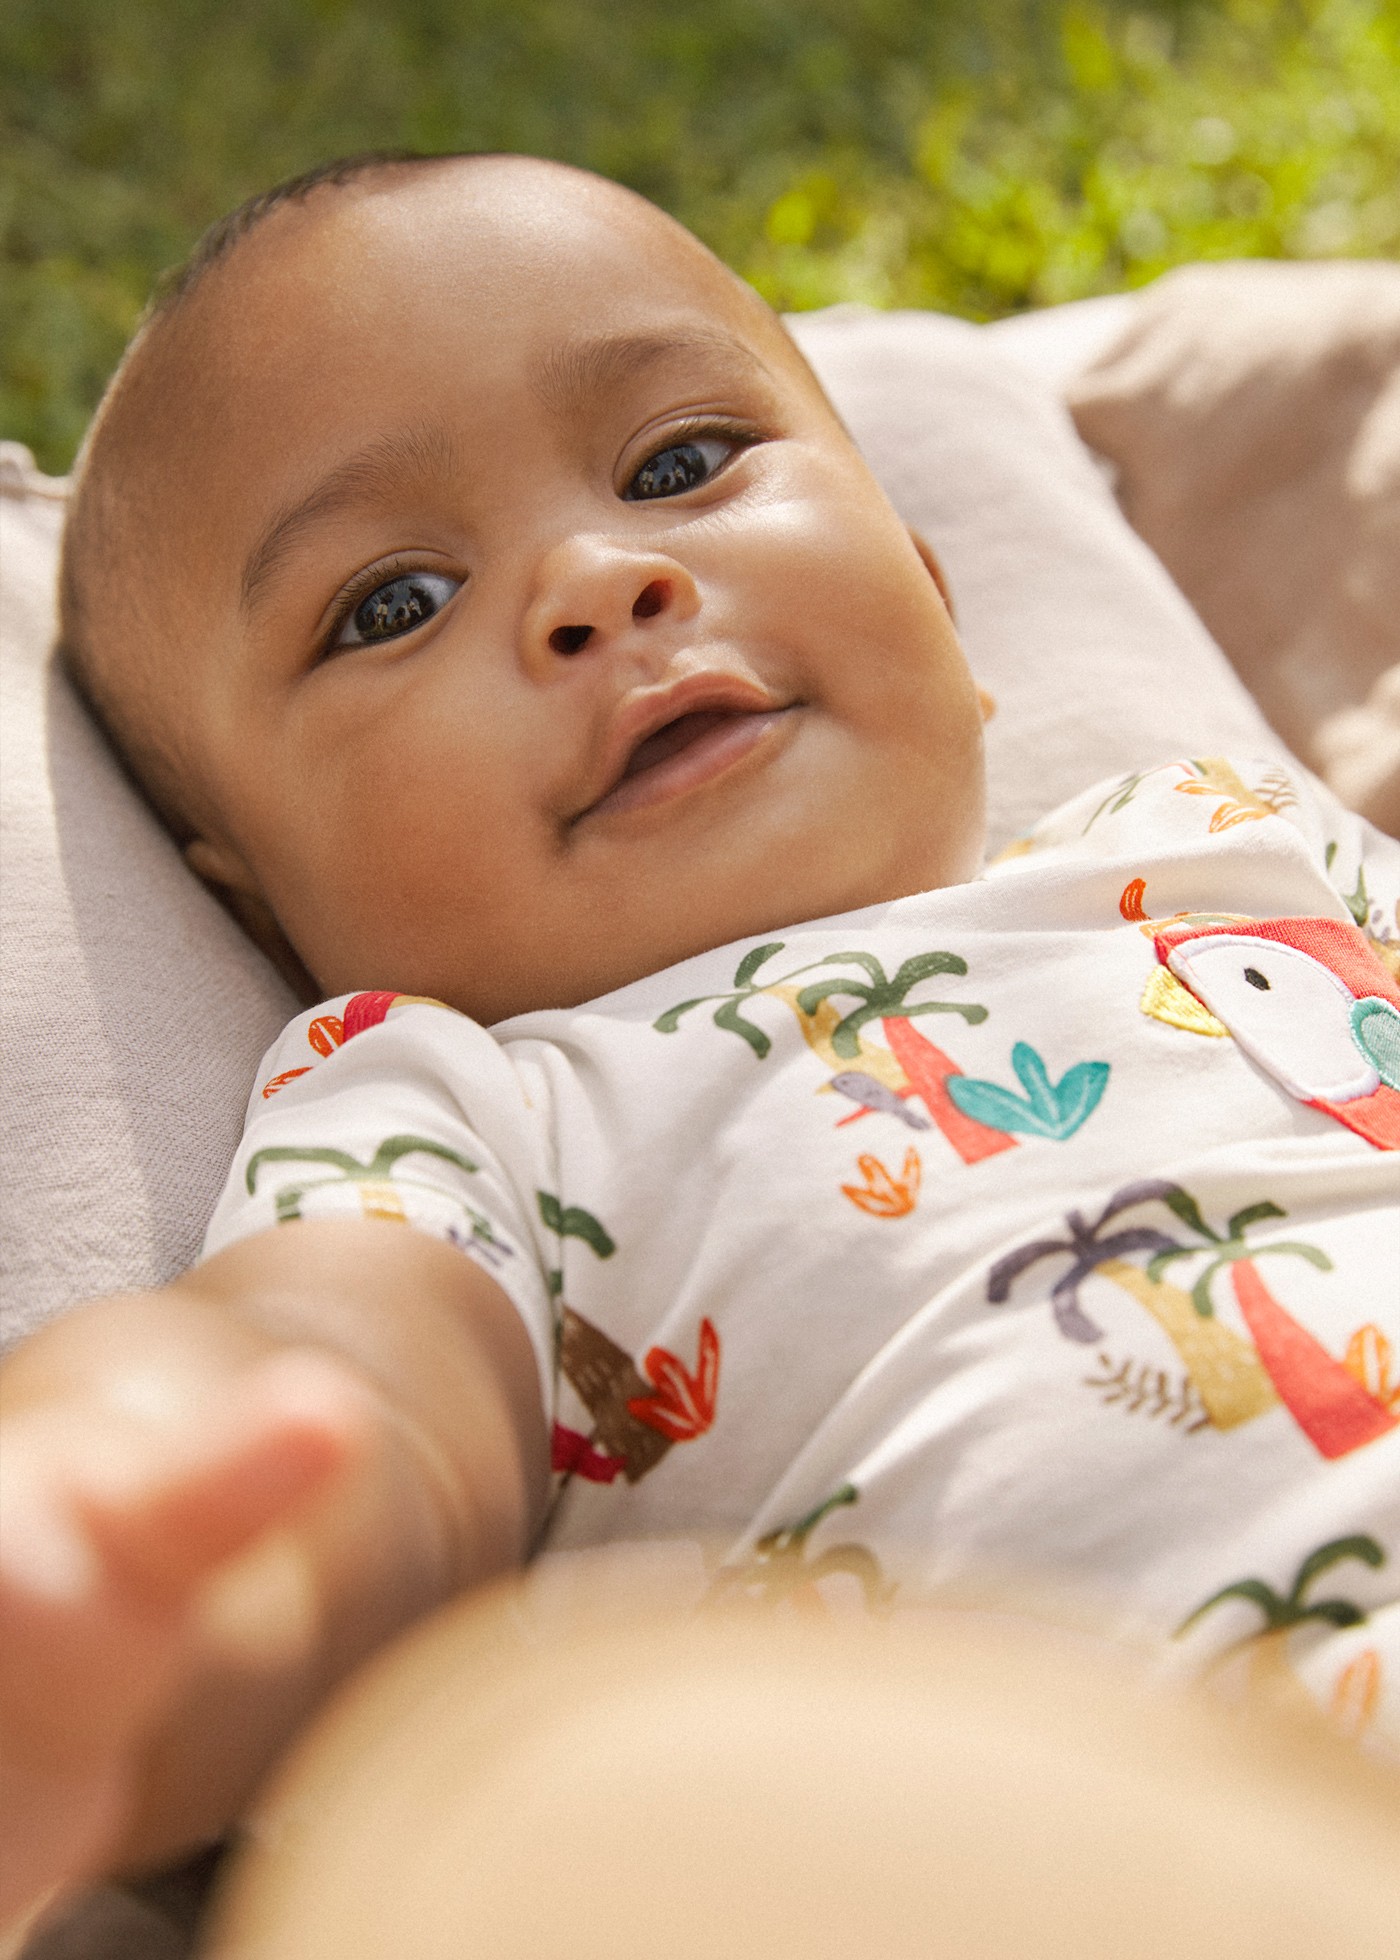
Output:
[[201, 992, 558, 1416]]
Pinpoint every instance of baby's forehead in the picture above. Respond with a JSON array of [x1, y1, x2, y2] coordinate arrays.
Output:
[[163, 160, 811, 450], [190, 158, 785, 383]]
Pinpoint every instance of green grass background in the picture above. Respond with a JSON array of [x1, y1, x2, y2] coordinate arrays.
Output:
[[4, 0, 1398, 474]]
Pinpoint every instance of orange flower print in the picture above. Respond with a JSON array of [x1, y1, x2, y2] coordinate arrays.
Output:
[[1171, 759, 1296, 832], [260, 1011, 347, 1094], [842, 1148, 921, 1218], [1119, 877, 1148, 922], [307, 1013, 346, 1057], [1329, 1648, 1383, 1741], [628, 1318, 720, 1442], [261, 1066, 312, 1100], [1174, 786, 1271, 832], [1344, 1325, 1400, 1414]]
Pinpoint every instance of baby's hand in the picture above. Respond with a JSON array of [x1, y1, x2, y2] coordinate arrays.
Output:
[[0, 1349, 365, 1931]]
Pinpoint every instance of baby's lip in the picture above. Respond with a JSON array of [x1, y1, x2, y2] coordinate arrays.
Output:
[[574, 672, 791, 823]]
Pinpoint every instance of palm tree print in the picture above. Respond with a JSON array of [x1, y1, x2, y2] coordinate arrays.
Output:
[[655, 940, 985, 1060], [778, 948, 988, 1059], [553, 1307, 720, 1485], [987, 1179, 1276, 1430], [1144, 1190, 1395, 1459], [707, 1485, 896, 1615], [655, 940, 1011, 1163], [991, 1180, 1397, 1455], [1177, 1536, 1386, 1724], [245, 1133, 510, 1262], [1179, 1535, 1384, 1640], [1142, 1189, 1328, 1319]]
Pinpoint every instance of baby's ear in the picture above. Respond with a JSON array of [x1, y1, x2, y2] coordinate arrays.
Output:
[[909, 529, 955, 622], [184, 840, 322, 1005]]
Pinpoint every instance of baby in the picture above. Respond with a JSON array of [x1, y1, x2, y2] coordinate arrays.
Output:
[[3, 151, 1398, 1931]]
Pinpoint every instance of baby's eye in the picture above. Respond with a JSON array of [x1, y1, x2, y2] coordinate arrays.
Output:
[[334, 571, 461, 648], [624, 436, 736, 502]]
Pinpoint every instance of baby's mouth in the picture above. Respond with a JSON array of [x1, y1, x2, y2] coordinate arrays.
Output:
[[616, 710, 744, 781], [579, 694, 794, 824]]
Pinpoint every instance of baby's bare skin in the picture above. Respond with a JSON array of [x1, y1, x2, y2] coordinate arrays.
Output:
[[1, 156, 987, 1928], [0, 1222, 543, 1927]]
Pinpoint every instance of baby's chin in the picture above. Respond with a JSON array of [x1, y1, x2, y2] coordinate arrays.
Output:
[[468, 877, 990, 1024], [289, 767, 989, 1021]]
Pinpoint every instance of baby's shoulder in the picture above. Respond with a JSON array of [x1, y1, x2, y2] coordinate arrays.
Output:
[[244, 988, 501, 1113]]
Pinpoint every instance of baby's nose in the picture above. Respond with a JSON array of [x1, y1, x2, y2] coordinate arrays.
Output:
[[547, 578, 674, 656]]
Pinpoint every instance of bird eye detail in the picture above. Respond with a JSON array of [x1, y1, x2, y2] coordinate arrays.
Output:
[[1243, 966, 1271, 991], [625, 435, 736, 502], [334, 571, 461, 648]]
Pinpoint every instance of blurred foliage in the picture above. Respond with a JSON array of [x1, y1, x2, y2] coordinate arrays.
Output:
[[3, 0, 1397, 472]]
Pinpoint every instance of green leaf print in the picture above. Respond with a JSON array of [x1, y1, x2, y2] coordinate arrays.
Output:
[[1224, 1201, 1287, 1241], [713, 994, 773, 1058], [1343, 859, 1371, 929], [246, 1134, 479, 1194], [1178, 1536, 1384, 1637], [733, 941, 786, 989], [1153, 1185, 1219, 1246], [707, 1485, 897, 1614], [652, 940, 799, 1055], [1081, 768, 1153, 833], [794, 951, 981, 1061], [537, 1191, 616, 1259], [654, 942, 985, 1067]]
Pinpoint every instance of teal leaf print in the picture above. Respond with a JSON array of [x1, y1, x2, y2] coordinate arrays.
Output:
[[1353, 998, 1400, 1089], [946, 1043, 1109, 1140]]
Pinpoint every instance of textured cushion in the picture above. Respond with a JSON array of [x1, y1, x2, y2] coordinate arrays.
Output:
[[786, 306, 1284, 852], [0, 313, 1289, 1346], [0, 443, 296, 1346], [1067, 259, 1400, 831]]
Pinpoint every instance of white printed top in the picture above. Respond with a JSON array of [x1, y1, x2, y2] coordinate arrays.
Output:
[[205, 757, 1400, 1755]]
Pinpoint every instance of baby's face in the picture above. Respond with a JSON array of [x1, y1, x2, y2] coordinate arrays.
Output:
[[146, 159, 986, 1020]]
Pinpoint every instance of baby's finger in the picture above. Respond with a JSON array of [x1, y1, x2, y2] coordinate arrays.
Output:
[[76, 1349, 370, 1605]]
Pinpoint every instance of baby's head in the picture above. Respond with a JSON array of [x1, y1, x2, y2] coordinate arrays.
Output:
[[62, 154, 988, 1022]]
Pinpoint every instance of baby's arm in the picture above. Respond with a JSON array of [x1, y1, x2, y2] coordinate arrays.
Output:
[[0, 1217, 546, 1928]]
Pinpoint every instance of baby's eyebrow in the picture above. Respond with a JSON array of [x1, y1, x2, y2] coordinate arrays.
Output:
[[239, 332, 772, 614], [240, 425, 461, 614], [532, 325, 775, 424]]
